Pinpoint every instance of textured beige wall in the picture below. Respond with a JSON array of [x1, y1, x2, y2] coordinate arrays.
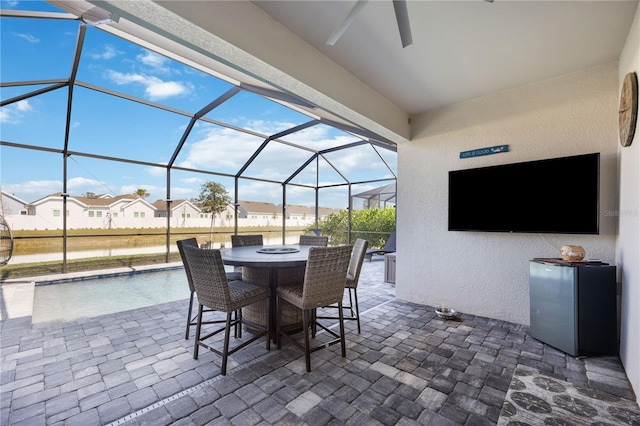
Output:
[[616, 1, 640, 402], [397, 62, 619, 325]]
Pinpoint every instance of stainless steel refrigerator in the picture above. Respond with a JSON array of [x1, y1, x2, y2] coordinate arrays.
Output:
[[529, 259, 617, 357]]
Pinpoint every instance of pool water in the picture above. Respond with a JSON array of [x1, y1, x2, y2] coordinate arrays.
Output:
[[32, 268, 190, 323]]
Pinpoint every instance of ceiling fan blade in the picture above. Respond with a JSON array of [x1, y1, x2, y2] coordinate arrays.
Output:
[[393, 0, 412, 48], [326, 0, 369, 46]]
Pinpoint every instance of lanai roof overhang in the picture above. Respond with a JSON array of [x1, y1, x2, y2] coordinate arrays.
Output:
[[1, 1, 398, 240]]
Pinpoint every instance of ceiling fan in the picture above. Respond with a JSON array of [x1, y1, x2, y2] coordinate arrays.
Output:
[[326, 0, 494, 49]]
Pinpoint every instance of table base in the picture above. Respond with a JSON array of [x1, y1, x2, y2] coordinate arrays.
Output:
[[241, 266, 305, 336]]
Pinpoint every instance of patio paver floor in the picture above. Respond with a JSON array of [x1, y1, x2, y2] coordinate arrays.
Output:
[[1, 259, 637, 425]]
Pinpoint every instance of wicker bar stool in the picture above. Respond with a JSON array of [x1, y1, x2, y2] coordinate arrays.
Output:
[[231, 234, 264, 274], [177, 238, 242, 340], [316, 238, 369, 334], [231, 234, 264, 247], [299, 235, 328, 246], [276, 245, 352, 372], [181, 244, 271, 375]]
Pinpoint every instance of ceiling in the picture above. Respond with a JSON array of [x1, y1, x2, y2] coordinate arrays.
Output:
[[251, 0, 638, 115], [53, 0, 638, 143]]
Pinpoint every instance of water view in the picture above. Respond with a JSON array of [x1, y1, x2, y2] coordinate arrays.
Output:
[[10, 235, 300, 265]]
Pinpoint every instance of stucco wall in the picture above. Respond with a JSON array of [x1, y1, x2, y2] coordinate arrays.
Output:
[[616, 1, 640, 401], [397, 62, 620, 326]]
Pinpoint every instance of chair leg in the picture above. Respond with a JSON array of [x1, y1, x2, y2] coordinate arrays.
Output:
[[221, 312, 233, 375], [265, 297, 271, 351], [337, 302, 346, 357], [236, 309, 242, 338], [276, 296, 282, 349], [302, 309, 312, 372], [348, 288, 355, 317], [185, 291, 195, 340], [352, 288, 361, 334], [193, 304, 203, 359]]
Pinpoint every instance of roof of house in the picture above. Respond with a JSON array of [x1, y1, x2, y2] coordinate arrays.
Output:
[[74, 195, 135, 207], [317, 207, 341, 216], [1, 190, 30, 206], [151, 199, 197, 211], [284, 204, 314, 215], [237, 201, 280, 214]]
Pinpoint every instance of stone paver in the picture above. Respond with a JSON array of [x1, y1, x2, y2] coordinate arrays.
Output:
[[1, 259, 638, 425]]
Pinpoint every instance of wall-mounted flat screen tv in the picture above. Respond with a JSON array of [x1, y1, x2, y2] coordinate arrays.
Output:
[[448, 153, 600, 234]]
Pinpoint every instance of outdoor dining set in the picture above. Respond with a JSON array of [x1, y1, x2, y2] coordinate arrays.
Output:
[[176, 234, 370, 375]]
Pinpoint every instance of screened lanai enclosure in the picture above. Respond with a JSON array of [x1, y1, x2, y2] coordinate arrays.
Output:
[[0, 1, 396, 273]]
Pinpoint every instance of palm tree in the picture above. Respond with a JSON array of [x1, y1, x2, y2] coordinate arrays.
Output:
[[134, 188, 150, 199]]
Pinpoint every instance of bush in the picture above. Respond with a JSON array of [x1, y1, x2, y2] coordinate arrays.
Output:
[[310, 207, 395, 248]]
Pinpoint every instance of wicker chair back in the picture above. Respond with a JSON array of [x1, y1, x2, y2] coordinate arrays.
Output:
[[181, 245, 232, 312], [300, 245, 352, 310], [299, 235, 329, 246], [231, 234, 263, 247], [177, 238, 199, 292], [347, 239, 369, 289]]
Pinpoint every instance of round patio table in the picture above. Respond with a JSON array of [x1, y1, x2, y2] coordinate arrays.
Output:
[[220, 245, 311, 339]]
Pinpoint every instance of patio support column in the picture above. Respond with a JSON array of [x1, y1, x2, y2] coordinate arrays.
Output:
[[165, 168, 172, 263], [62, 156, 68, 273], [234, 177, 239, 236], [314, 156, 319, 232], [281, 185, 287, 244], [348, 184, 352, 244]]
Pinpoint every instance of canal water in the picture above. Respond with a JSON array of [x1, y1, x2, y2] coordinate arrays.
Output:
[[10, 235, 300, 264]]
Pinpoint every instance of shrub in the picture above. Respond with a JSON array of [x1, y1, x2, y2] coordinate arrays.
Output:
[[309, 207, 395, 248]]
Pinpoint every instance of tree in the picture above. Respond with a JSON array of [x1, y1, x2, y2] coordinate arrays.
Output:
[[133, 188, 150, 199], [192, 181, 231, 243], [83, 191, 96, 197]]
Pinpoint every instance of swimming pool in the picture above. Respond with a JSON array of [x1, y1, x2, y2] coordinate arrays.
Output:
[[32, 268, 190, 323]]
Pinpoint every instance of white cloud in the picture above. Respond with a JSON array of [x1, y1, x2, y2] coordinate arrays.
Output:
[[2, 181, 62, 201], [66, 177, 113, 196], [146, 166, 166, 177], [180, 177, 202, 184], [235, 180, 285, 204], [176, 119, 391, 186], [90, 45, 121, 60], [137, 51, 169, 73], [0, 100, 34, 124], [146, 80, 189, 100], [243, 119, 299, 135], [15, 100, 33, 112], [120, 184, 164, 200], [105, 70, 192, 101], [14, 32, 39, 43], [170, 186, 198, 200], [177, 125, 263, 171]]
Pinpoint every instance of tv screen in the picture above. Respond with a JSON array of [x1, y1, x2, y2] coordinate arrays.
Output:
[[448, 153, 600, 234]]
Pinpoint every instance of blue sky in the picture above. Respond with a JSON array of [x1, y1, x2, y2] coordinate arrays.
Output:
[[0, 0, 397, 209]]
